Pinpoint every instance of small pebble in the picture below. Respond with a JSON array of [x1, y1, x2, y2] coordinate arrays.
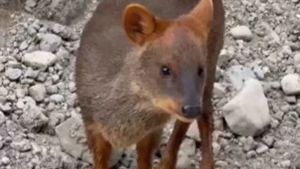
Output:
[[279, 160, 291, 167], [1, 156, 10, 165], [256, 144, 268, 154], [5, 68, 22, 81]]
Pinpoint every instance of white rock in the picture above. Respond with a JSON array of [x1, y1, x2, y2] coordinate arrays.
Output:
[[25, 0, 37, 8], [294, 52, 300, 67], [15, 88, 27, 98], [222, 79, 270, 136], [256, 144, 268, 154], [5, 68, 22, 80], [23, 51, 58, 69], [24, 68, 38, 78], [55, 115, 86, 161], [0, 87, 8, 96], [50, 94, 64, 103], [0, 111, 5, 125], [68, 82, 76, 92], [186, 121, 199, 141], [19, 103, 49, 132], [29, 84, 47, 102], [10, 139, 32, 152], [179, 138, 196, 157], [214, 83, 226, 98], [39, 33, 62, 52], [230, 25, 253, 41], [281, 74, 300, 95], [1, 156, 10, 165], [279, 160, 291, 167], [225, 65, 256, 90]]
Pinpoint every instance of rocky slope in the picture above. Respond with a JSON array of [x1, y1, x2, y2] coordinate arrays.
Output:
[[0, 0, 299, 169]]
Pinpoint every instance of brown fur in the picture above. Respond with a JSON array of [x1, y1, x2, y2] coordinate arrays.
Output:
[[75, 0, 224, 169], [160, 0, 225, 169]]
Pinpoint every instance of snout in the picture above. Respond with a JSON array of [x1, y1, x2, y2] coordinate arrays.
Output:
[[181, 105, 202, 119]]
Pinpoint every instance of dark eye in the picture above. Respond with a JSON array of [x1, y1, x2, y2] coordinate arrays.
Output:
[[161, 66, 171, 77], [198, 67, 203, 76]]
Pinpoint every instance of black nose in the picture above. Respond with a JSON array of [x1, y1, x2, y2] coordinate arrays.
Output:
[[181, 105, 201, 119]]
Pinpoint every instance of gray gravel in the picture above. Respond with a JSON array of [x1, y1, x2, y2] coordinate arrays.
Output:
[[0, 0, 299, 169]]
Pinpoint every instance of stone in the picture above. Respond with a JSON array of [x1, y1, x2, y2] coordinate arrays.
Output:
[[15, 88, 27, 98], [213, 142, 221, 155], [0, 111, 5, 125], [0, 64, 4, 72], [222, 79, 271, 136], [256, 144, 268, 154], [262, 135, 275, 147], [46, 85, 58, 94], [1, 156, 10, 165], [251, 65, 265, 80], [279, 160, 291, 168], [10, 139, 32, 152], [218, 49, 232, 67], [68, 82, 76, 92], [285, 96, 296, 104], [55, 115, 86, 160], [25, 0, 37, 8], [177, 153, 194, 169], [19, 103, 49, 132], [39, 33, 62, 52], [37, 72, 48, 82], [24, 68, 38, 79], [19, 41, 29, 51], [52, 74, 60, 83], [225, 65, 256, 90], [216, 160, 228, 167], [50, 94, 64, 103], [5, 68, 22, 80], [179, 138, 196, 157], [281, 74, 300, 95], [242, 137, 256, 152], [186, 121, 199, 141], [0, 103, 12, 113], [0, 87, 8, 96], [246, 150, 257, 159], [23, 51, 58, 69], [294, 53, 300, 67], [66, 93, 77, 107], [214, 83, 226, 98], [230, 25, 253, 41], [29, 84, 47, 102]]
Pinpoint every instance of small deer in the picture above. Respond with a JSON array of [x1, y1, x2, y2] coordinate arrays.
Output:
[[75, 0, 224, 169]]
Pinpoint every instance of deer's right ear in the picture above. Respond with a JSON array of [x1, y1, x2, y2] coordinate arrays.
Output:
[[123, 4, 168, 45], [189, 0, 214, 36]]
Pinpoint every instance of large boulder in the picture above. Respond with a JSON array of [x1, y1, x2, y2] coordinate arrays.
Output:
[[222, 79, 270, 136]]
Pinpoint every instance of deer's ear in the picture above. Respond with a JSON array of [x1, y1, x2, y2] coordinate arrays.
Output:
[[123, 4, 168, 45], [189, 0, 214, 34]]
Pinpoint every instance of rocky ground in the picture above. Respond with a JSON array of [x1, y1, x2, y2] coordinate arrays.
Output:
[[0, 0, 299, 169]]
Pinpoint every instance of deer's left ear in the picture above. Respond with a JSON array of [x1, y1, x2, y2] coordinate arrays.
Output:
[[122, 3, 170, 45], [189, 0, 214, 34]]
